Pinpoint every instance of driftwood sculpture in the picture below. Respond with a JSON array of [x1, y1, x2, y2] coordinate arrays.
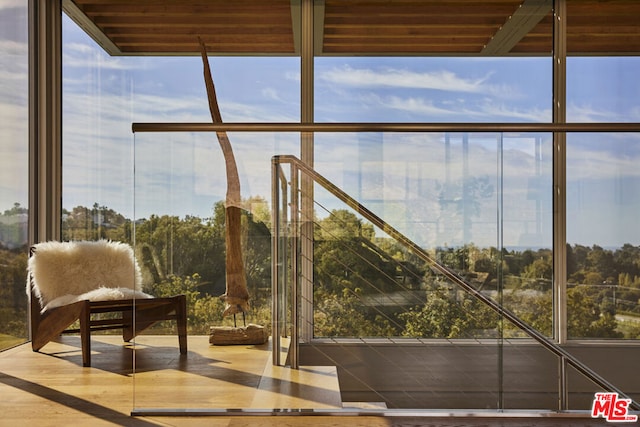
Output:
[[199, 39, 250, 321]]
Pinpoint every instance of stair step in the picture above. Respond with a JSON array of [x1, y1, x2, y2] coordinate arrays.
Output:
[[251, 363, 342, 409], [343, 401, 388, 409]]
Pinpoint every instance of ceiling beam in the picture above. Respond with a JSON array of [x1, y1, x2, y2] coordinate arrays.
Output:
[[481, 0, 552, 55], [62, 0, 122, 55]]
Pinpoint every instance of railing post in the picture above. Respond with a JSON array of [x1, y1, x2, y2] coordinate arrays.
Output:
[[290, 161, 300, 369], [299, 0, 315, 345], [271, 157, 281, 366], [559, 355, 568, 411]]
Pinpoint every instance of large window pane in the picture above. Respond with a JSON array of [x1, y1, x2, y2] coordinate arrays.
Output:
[[566, 133, 640, 340], [62, 13, 300, 240], [62, 14, 136, 240], [567, 57, 640, 123], [312, 132, 552, 339], [565, 169, 640, 337], [315, 57, 551, 123], [0, 1, 28, 350]]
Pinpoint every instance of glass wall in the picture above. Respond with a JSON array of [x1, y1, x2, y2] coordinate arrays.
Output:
[[48, 0, 640, 414], [0, 1, 28, 350]]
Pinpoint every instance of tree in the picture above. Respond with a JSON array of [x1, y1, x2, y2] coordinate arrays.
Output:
[[502, 289, 552, 337], [314, 210, 398, 296], [133, 213, 224, 290], [315, 209, 375, 243], [240, 205, 272, 302], [567, 286, 622, 338], [400, 287, 497, 339], [56, 202, 640, 339], [613, 244, 640, 278], [523, 256, 552, 280], [3, 202, 27, 216], [0, 248, 28, 342], [586, 245, 615, 280], [62, 204, 129, 242], [314, 288, 397, 338]]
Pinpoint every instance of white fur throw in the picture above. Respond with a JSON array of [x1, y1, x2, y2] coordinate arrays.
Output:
[[28, 240, 152, 312]]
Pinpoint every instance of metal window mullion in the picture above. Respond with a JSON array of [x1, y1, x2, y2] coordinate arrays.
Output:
[[553, 0, 568, 412], [29, 0, 62, 246], [552, 0, 567, 346]]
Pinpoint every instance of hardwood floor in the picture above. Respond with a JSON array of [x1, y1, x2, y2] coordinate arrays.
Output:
[[0, 335, 616, 426]]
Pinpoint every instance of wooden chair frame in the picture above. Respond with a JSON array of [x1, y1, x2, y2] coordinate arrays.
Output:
[[28, 245, 187, 367]]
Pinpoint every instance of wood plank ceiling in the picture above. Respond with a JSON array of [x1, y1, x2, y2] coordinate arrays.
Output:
[[63, 0, 640, 56]]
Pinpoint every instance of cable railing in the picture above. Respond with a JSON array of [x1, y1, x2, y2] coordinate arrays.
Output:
[[271, 153, 640, 412]]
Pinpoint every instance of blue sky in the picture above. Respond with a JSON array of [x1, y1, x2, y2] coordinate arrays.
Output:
[[2, 7, 640, 249]]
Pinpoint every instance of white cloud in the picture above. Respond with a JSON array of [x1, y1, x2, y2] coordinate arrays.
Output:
[[0, 40, 27, 88], [567, 140, 640, 181], [261, 87, 282, 102], [332, 91, 550, 122], [0, 39, 26, 55], [284, 70, 300, 82], [566, 102, 618, 122], [315, 64, 550, 121], [385, 96, 459, 117], [63, 42, 147, 71], [319, 65, 515, 98], [480, 102, 551, 122]]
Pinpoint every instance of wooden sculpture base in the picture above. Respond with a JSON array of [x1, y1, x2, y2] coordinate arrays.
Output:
[[209, 323, 268, 346]]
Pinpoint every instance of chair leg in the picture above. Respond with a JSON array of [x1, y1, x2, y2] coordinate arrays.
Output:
[[122, 309, 134, 342], [176, 294, 188, 354], [80, 301, 91, 367], [31, 301, 85, 352]]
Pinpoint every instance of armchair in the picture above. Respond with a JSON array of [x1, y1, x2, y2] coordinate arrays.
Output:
[[27, 240, 187, 367]]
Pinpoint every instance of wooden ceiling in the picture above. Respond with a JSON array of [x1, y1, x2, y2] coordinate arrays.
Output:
[[63, 0, 297, 55], [63, 0, 640, 56]]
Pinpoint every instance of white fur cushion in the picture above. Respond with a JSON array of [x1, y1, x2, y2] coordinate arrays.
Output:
[[28, 240, 152, 312]]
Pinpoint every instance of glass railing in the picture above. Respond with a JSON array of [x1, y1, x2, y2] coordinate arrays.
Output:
[[272, 139, 639, 411], [130, 126, 640, 414], [131, 130, 298, 410]]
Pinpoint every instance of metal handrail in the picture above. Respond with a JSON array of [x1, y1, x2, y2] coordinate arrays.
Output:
[[272, 153, 640, 412], [133, 121, 640, 133]]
